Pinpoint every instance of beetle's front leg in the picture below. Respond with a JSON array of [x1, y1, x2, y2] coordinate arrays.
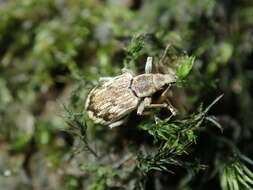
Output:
[[156, 84, 171, 104], [165, 99, 177, 116], [156, 84, 177, 115]]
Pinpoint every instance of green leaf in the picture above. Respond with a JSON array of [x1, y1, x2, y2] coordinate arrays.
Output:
[[175, 56, 195, 80], [10, 133, 32, 151], [204, 94, 224, 114], [205, 116, 223, 131], [220, 162, 253, 190]]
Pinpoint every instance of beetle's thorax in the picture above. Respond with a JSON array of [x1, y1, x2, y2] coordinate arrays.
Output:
[[131, 73, 176, 98]]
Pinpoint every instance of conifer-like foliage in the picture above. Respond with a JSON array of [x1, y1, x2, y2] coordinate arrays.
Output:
[[0, 0, 253, 190]]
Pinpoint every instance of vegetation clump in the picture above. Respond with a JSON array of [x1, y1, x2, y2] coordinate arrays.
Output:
[[0, 0, 253, 190]]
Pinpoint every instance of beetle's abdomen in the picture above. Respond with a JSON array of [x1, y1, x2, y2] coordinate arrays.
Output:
[[131, 74, 156, 97], [86, 74, 139, 125]]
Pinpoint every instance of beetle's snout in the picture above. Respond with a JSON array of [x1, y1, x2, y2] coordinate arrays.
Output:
[[153, 73, 177, 90], [164, 74, 177, 84]]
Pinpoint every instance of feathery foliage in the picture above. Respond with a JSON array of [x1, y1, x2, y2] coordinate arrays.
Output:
[[1, 0, 253, 189], [220, 161, 253, 190]]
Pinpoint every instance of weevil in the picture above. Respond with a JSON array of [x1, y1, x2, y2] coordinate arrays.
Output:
[[85, 56, 177, 128]]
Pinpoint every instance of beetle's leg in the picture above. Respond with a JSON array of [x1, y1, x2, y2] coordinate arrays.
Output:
[[156, 84, 171, 104], [145, 57, 153, 74], [139, 111, 154, 115], [137, 97, 151, 115], [166, 99, 177, 116], [108, 118, 127, 128], [99, 77, 113, 82], [138, 103, 167, 115], [155, 84, 177, 115], [137, 95, 177, 116], [137, 101, 145, 115], [145, 103, 167, 109], [144, 102, 177, 116]]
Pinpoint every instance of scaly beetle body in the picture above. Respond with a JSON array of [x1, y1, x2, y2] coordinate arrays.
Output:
[[85, 57, 177, 128]]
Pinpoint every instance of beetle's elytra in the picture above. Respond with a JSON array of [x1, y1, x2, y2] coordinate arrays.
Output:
[[85, 57, 177, 128]]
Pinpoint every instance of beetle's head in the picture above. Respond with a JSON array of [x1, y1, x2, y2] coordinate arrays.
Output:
[[153, 73, 177, 90]]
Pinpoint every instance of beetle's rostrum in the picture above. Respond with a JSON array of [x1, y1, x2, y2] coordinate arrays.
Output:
[[85, 57, 177, 128]]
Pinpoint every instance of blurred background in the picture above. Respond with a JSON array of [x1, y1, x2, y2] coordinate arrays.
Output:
[[0, 0, 253, 190]]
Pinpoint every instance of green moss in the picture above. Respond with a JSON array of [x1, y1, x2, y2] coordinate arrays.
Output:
[[1, 0, 253, 189]]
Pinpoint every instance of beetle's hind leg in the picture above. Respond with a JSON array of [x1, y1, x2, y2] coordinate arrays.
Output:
[[108, 117, 128, 128]]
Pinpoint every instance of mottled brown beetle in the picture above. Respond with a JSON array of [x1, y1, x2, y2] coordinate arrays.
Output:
[[85, 56, 177, 128]]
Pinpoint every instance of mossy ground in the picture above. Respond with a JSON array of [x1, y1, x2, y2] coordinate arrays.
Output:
[[0, 0, 253, 190]]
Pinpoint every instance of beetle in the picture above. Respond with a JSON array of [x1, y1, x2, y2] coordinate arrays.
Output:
[[85, 56, 177, 128]]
